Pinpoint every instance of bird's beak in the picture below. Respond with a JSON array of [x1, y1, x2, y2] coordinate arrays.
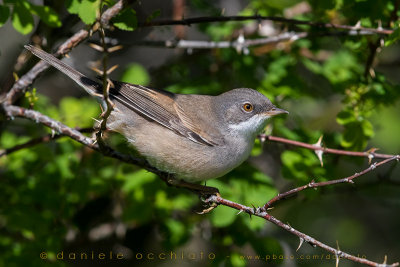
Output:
[[263, 107, 289, 116]]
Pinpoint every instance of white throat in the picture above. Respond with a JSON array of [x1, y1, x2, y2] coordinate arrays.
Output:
[[228, 114, 270, 140]]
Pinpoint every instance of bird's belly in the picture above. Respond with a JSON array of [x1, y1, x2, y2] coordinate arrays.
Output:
[[107, 112, 253, 182]]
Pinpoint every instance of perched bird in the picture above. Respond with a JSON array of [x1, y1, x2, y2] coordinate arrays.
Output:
[[25, 45, 288, 183]]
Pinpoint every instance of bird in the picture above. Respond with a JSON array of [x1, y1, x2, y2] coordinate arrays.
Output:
[[25, 45, 288, 185]]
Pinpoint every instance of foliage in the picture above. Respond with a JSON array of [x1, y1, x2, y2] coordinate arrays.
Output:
[[1, 0, 400, 267]]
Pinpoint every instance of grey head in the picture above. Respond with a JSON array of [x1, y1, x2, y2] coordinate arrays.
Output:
[[213, 88, 288, 140]]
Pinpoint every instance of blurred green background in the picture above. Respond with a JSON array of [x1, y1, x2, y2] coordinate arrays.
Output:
[[0, 0, 399, 266]]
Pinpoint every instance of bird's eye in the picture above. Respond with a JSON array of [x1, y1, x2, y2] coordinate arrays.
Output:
[[242, 103, 254, 112]]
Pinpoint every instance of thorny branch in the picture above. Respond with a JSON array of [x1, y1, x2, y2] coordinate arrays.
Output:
[[364, 0, 400, 78], [2, 103, 399, 267], [263, 156, 400, 209], [262, 134, 397, 160], [139, 15, 394, 35], [131, 28, 381, 51], [204, 188, 399, 267]]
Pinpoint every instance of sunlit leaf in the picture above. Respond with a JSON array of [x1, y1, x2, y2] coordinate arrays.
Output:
[[112, 8, 137, 31], [11, 1, 34, 34]]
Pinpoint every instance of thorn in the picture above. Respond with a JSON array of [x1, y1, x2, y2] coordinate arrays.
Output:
[[369, 68, 376, 78], [314, 135, 324, 167], [382, 255, 387, 265], [235, 33, 245, 54], [354, 20, 361, 29], [106, 79, 115, 88], [377, 20, 383, 30], [366, 148, 378, 164], [296, 237, 304, 252], [91, 66, 103, 75], [106, 64, 119, 75], [251, 204, 257, 213], [64, 53, 70, 58], [89, 43, 104, 52], [335, 241, 341, 267], [51, 129, 56, 138], [92, 22, 100, 32], [92, 117, 101, 123], [370, 162, 377, 170], [237, 209, 244, 215], [258, 133, 266, 143], [108, 45, 123, 53]]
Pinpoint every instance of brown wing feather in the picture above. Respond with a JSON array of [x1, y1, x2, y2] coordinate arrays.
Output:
[[109, 81, 221, 146]]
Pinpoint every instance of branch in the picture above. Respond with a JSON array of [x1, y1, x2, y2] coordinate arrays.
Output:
[[140, 15, 394, 35], [263, 134, 397, 159], [204, 193, 399, 267], [136, 32, 307, 52], [3, 105, 155, 171], [2, 0, 126, 106], [263, 156, 400, 209], [132, 28, 380, 51]]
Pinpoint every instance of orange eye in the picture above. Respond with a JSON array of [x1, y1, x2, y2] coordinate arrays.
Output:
[[242, 103, 254, 112]]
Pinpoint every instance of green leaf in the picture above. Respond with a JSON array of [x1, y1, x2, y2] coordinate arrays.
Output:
[[30, 4, 61, 27], [65, 0, 80, 14], [229, 253, 247, 267], [122, 169, 156, 193], [165, 219, 186, 245], [210, 205, 237, 227], [361, 119, 374, 137], [79, 0, 99, 24], [386, 22, 400, 46], [112, 8, 137, 31], [336, 110, 356, 125], [121, 63, 150, 85], [340, 121, 372, 150], [11, 1, 34, 35], [0, 5, 10, 27], [66, 0, 100, 24]]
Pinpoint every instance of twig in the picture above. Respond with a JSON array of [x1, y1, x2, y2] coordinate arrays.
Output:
[[204, 194, 399, 267], [364, 0, 400, 78], [138, 32, 307, 51], [263, 156, 400, 209], [263, 135, 397, 159], [96, 0, 115, 147], [3, 105, 150, 168], [133, 28, 385, 50], [2, 0, 126, 106], [140, 15, 394, 35]]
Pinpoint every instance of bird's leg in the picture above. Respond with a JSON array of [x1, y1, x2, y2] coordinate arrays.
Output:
[[165, 176, 220, 214]]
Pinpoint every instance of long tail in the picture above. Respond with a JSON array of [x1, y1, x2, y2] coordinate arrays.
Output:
[[24, 45, 103, 101]]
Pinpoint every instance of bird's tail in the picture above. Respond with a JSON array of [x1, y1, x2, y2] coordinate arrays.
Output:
[[24, 45, 103, 101]]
